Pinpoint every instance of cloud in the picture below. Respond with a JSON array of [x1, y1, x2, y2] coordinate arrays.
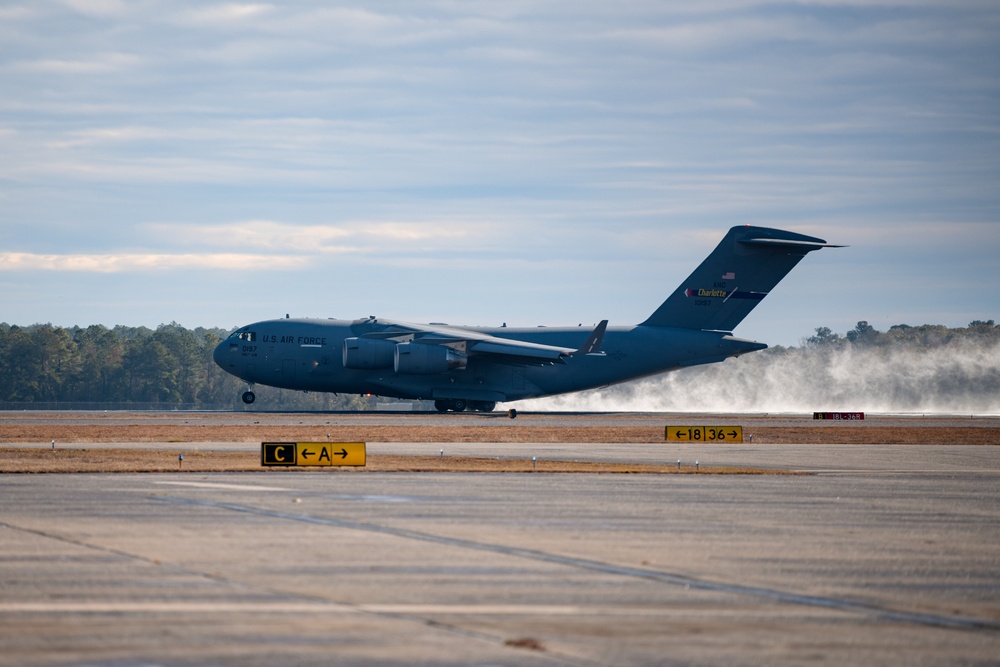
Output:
[[174, 3, 275, 27], [146, 221, 354, 254], [0, 218, 520, 278], [56, 0, 130, 18], [143, 219, 494, 255], [0, 0, 996, 337], [14, 52, 141, 74], [0, 252, 303, 273]]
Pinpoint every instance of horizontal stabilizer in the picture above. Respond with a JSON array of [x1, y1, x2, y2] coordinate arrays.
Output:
[[740, 237, 844, 250]]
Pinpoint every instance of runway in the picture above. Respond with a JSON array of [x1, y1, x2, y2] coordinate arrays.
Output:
[[1, 415, 999, 666]]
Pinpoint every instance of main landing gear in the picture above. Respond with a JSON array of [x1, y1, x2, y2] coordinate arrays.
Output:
[[434, 399, 496, 413]]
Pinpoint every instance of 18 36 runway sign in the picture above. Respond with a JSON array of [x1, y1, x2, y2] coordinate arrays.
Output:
[[665, 426, 743, 443]]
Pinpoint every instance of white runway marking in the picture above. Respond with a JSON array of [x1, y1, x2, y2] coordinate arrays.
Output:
[[0, 602, 347, 613], [153, 481, 289, 492], [0, 601, 737, 617]]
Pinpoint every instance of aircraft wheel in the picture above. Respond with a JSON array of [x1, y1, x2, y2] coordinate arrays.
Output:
[[451, 399, 468, 412], [470, 401, 496, 412], [434, 400, 449, 413], [241, 391, 256, 405]]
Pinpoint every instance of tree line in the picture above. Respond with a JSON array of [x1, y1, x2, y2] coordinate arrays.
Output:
[[0, 322, 376, 410], [804, 319, 999, 348], [0, 319, 996, 410]]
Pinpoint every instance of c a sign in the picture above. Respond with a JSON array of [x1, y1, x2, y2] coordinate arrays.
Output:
[[261, 442, 367, 467], [261, 442, 297, 466]]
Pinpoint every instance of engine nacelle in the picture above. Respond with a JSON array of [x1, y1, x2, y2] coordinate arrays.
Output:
[[342, 337, 396, 370], [394, 342, 467, 375]]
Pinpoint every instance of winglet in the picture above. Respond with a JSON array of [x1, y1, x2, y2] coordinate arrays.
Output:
[[572, 320, 609, 356]]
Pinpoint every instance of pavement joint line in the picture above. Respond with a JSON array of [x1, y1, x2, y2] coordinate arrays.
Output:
[[0, 516, 598, 666], [156, 494, 1000, 635]]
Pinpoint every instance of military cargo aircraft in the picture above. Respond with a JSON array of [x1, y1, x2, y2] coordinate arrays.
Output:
[[213, 225, 838, 411]]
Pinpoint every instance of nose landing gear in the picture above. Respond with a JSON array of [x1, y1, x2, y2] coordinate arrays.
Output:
[[241, 390, 256, 405]]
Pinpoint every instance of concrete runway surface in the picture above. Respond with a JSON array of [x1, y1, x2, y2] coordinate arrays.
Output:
[[1, 419, 999, 666]]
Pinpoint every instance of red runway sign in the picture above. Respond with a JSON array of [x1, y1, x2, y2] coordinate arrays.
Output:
[[813, 412, 865, 420]]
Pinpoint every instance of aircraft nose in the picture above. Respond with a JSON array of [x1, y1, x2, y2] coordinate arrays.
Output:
[[213, 339, 229, 369]]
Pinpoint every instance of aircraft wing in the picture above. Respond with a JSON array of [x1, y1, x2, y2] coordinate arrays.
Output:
[[363, 319, 607, 363]]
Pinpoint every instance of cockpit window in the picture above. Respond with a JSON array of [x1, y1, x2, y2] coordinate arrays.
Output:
[[229, 330, 256, 342]]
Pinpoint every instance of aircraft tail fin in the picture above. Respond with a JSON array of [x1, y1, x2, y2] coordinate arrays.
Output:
[[641, 226, 840, 331]]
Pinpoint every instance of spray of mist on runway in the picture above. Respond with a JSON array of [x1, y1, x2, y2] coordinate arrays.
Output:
[[518, 338, 1000, 414]]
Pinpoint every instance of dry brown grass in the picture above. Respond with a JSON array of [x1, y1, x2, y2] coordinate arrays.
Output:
[[1, 412, 995, 474], [3, 423, 999, 445]]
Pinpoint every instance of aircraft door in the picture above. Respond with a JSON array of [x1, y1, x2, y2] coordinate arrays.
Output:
[[282, 359, 296, 381]]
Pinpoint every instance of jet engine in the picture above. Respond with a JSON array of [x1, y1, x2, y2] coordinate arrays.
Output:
[[342, 337, 396, 370], [394, 342, 467, 375]]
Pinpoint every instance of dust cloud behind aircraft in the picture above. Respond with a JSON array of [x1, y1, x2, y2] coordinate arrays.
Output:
[[520, 336, 1000, 415]]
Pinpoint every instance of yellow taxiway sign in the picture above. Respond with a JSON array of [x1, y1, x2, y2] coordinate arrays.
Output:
[[261, 442, 366, 467], [665, 426, 743, 443]]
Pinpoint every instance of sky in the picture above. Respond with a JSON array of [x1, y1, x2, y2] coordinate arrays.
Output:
[[1, 1, 999, 347]]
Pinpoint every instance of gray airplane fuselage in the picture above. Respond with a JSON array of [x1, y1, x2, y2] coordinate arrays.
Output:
[[213, 225, 838, 410], [213, 318, 765, 404]]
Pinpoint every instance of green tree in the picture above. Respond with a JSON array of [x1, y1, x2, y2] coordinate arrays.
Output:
[[806, 326, 841, 346], [0, 325, 78, 401], [123, 337, 179, 402], [846, 320, 878, 345], [69, 325, 126, 402]]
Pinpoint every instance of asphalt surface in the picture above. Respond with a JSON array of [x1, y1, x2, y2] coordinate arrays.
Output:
[[1, 417, 998, 666]]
